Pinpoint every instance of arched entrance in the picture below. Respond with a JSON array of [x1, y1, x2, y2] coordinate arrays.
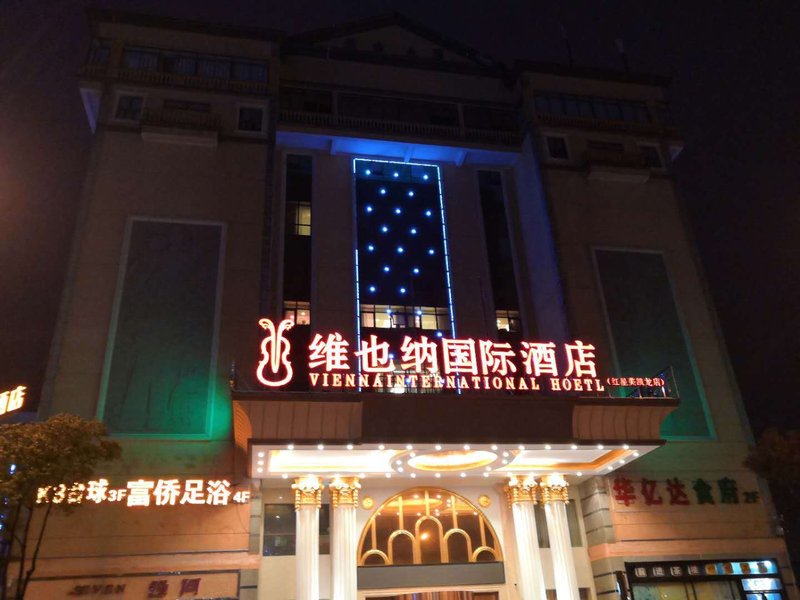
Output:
[[358, 487, 503, 567]]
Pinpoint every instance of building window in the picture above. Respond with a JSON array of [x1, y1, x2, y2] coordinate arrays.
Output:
[[639, 144, 663, 168], [360, 305, 450, 331], [534, 92, 651, 124], [587, 139, 625, 153], [87, 38, 111, 65], [284, 301, 310, 325], [545, 135, 569, 160], [286, 202, 311, 236], [238, 106, 264, 133], [358, 488, 502, 566], [263, 504, 330, 556], [115, 94, 144, 120], [495, 310, 521, 332], [121, 47, 159, 71]]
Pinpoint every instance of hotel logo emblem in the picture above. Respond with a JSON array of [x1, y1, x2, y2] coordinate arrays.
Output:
[[256, 318, 294, 387]]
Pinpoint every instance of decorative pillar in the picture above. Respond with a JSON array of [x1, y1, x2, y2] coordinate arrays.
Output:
[[505, 475, 548, 600], [293, 476, 322, 600], [541, 474, 579, 600], [329, 477, 361, 600]]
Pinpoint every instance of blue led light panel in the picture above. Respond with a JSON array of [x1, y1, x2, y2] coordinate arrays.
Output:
[[354, 159, 451, 314]]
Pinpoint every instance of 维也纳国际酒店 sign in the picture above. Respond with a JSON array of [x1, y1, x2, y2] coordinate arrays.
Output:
[[254, 318, 665, 394]]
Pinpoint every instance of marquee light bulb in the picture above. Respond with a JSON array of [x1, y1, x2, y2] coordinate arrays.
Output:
[[381, 226, 388, 233], [282, 473, 288, 479], [410, 228, 417, 235], [317, 443, 324, 450], [397, 246, 404, 254], [365, 169, 371, 175], [367, 244, 375, 252], [380, 188, 387, 195], [393, 172, 399, 177], [395, 207, 402, 215], [383, 265, 390, 272], [366, 205, 373, 213], [412, 267, 420, 275], [423, 174, 429, 180], [368, 285, 376, 293], [427, 248, 435, 255], [435, 444, 442, 450], [408, 190, 415, 197], [378, 444, 385, 450], [399, 287, 406, 294], [425, 210, 432, 217]]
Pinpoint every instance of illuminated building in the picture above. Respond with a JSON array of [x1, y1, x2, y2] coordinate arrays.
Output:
[[26, 8, 795, 600]]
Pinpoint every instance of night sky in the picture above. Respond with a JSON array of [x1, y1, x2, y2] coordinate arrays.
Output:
[[1, 0, 798, 558]]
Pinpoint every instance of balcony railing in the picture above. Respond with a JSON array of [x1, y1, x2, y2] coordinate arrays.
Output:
[[140, 108, 220, 131], [539, 113, 680, 137], [278, 88, 523, 148], [79, 64, 269, 95]]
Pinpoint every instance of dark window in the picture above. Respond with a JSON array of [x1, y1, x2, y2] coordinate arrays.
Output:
[[233, 61, 268, 82], [238, 106, 264, 132], [282, 88, 333, 114], [163, 54, 197, 75], [121, 47, 159, 71], [263, 504, 330, 556], [115, 95, 143, 120], [197, 58, 231, 79], [545, 136, 569, 160], [87, 39, 111, 65], [478, 171, 520, 330], [534, 92, 652, 124], [285, 155, 312, 236], [640, 145, 663, 168]]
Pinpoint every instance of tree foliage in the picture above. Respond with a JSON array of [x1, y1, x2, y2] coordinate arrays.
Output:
[[745, 428, 800, 499], [0, 414, 121, 600]]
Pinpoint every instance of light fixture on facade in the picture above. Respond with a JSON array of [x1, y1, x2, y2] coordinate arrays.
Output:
[[483, 472, 490, 477], [406, 444, 413, 450], [258, 451, 266, 457], [633, 451, 640, 457], [463, 444, 471, 450], [385, 473, 392, 478], [257, 468, 263, 473], [435, 444, 442, 450], [597, 444, 604, 450], [435, 473, 441, 478], [359, 473, 366, 478], [460, 472, 466, 478], [544, 444, 552, 450], [410, 473, 416, 478], [257, 460, 264, 466], [346, 443, 354, 450], [282, 473, 289, 479], [518, 444, 525, 451], [570, 444, 578, 450], [317, 443, 325, 450], [576, 471, 583, 477], [491, 444, 498, 451], [378, 444, 385, 450], [623, 443, 630, 450], [502, 451, 509, 457]]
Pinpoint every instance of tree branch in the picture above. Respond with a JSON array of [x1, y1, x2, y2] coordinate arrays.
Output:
[[20, 503, 53, 600]]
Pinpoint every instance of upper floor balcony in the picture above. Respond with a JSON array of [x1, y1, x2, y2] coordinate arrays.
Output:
[[79, 42, 271, 96], [278, 86, 523, 150]]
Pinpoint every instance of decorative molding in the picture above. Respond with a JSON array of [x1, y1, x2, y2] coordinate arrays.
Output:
[[292, 476, 322, 509], [505, 475, 539, 505], [329, 477, 361, 508], [540, 474, 570, 504]]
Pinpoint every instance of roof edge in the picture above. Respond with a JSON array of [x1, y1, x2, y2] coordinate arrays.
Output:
[[516, 59, 671, 87], [86, 7, 285, 42]]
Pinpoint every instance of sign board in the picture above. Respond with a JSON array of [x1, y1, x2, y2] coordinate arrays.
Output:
[[0, 385, 26, 416], [255, 318, 665, 394]]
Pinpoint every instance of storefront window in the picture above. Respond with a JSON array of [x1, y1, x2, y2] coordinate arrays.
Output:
[[263, 504, 329, 556]]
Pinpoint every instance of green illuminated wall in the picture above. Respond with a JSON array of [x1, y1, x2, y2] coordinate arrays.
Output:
[[101, 219, 224, 438], [594, 249, 713, 439]]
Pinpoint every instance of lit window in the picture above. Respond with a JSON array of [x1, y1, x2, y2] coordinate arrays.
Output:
[[284, 301, 310, 325], [238, 106, 264, 132], [495, 310, 521, 333], [287, 202, 311, 236], [115, 94, 144, 120], [360, 305, 449, 331]]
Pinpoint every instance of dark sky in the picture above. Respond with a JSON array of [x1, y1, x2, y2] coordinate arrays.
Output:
[[1, 0, 799, 552]]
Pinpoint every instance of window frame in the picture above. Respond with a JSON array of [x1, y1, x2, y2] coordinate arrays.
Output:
[[543, 133, 570, 162], [112, 91, 146, 123], [235, 102, 267, 135]]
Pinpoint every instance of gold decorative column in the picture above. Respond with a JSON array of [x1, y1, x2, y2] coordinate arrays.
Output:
[[541, 474, 579, 600], [329, 477, 361, 600], [293, 476, 322, 600], [505, 475, 547, 600]]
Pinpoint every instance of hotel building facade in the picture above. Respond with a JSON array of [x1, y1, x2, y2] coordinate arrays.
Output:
[[24, 9, 795, 600]]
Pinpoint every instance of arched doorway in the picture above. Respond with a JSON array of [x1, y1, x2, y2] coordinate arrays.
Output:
[[358, 487, 502, 567]]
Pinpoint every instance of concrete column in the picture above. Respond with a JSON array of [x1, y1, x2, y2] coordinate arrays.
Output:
[[506, 475, 548, 600], [293, 476, 322, 600], [329, 477, 361, 600], [541, 474, 580, 600]]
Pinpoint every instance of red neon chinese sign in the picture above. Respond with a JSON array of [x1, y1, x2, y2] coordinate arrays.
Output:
[[255, 319, 665, 394]]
